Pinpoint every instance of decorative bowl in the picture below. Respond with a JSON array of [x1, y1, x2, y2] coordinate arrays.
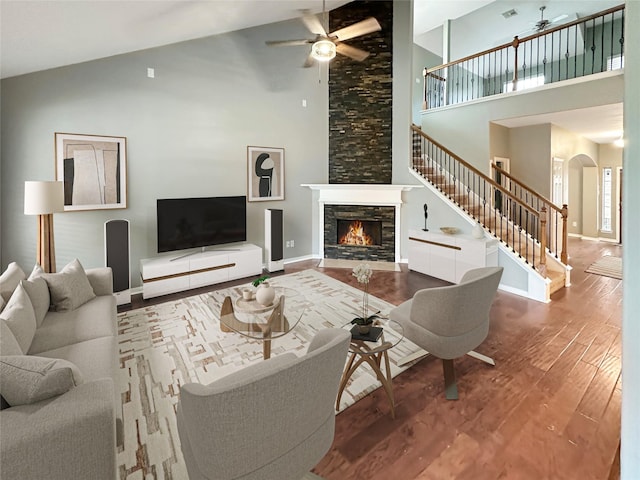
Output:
[[440, 227, 459, 235]]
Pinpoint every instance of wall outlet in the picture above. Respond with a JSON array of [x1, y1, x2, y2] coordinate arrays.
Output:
[[572, 221, 577, 227], [285, 241, 291, 248], [289, 240, 294, 248]]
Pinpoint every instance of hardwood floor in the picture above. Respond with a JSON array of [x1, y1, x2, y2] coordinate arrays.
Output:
[[122, 237, 621, 479], [312, 237, 622, 480]]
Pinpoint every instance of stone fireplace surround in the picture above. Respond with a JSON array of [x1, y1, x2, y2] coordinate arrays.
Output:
[[302, 184, 421, 263], [326, 205, 395, 262]]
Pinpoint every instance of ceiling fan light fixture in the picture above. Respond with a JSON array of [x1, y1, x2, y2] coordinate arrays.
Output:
[[311, 39, 336, 61]]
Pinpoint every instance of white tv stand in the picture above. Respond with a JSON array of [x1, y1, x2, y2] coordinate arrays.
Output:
[[140, 243, 262, 299]]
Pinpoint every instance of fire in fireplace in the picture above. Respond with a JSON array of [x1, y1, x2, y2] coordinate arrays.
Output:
[[337, 219, 382, 246]]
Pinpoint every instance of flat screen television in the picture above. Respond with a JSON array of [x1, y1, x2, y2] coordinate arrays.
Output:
[[157, 196, 246, 253]]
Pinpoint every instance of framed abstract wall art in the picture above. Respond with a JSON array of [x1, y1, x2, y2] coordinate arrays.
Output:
[[55, 132, 127, 211], [247, 146, 284, 202]]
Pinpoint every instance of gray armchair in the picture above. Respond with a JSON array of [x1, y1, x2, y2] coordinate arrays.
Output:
[[176, 328, 351, 480], [390, 266, 503, 400]]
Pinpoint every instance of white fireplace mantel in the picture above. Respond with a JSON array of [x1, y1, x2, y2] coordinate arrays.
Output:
[[302, 184, 423, 262], [301, 184, 421, 206]]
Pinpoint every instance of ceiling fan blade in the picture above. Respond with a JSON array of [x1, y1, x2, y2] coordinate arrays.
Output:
[[302, 13, 327, 36], [266, 39, 313, 47], [330, 17, 381, 42], [303, 53, 315, 68], [336, 43, 370, 62]]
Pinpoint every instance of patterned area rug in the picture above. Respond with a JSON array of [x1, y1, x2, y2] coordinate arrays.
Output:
[[585, 255, 622, 279], [116, 269, 418, 479]]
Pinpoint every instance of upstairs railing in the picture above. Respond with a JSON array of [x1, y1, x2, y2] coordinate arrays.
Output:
[[423, 4, 625, 110], [411, 125, 568, 270]]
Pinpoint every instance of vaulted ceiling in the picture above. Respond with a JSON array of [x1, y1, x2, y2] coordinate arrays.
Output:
[[0, 0, 625, 143]]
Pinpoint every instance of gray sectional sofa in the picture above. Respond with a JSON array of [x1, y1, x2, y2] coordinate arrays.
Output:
[[0, 260, 119, 480]]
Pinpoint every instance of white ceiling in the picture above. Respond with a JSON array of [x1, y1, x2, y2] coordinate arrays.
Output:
[[0, 0, 625, 144], [0, 0, 351, 79], [493, 103, 624, 144]]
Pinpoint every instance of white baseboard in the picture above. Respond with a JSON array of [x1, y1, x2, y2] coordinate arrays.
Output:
[[283, 254, 316, 265]]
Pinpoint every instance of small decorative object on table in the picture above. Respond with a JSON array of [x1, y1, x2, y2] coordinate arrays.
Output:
[[422, 203, 429, 231], [252, 275, 275, 306], [440, 226, 459, 235], [350, 263, 379, 334]]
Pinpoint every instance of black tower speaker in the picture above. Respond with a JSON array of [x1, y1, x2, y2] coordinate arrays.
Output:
[[104, 219, 131, 305], [265, 209, 284, 272]]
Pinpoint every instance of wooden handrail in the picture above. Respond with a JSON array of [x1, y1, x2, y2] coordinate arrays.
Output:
[[540, 206, 548, 268], [491, 164, 563, 214], [411, 125, 541, 217], [518, 3, 625, 44], [425, 3, 625, 75]]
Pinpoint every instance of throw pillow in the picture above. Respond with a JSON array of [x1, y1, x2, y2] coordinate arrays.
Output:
[[0, 284, 37, 354], [0, 355, 84, 407], [0, 296, 5, 313], [21, 275, 51, 327], [40, 259, 96, 312], [0, 262, 27, 304], [0, 318, 23, 356]]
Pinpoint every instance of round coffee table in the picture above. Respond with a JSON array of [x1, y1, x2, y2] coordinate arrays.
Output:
[[219, 290, 304, 359], [336, 318, 404, 418]]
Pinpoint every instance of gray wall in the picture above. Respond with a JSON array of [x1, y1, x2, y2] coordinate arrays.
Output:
[[1, 18, 329, 286], [508, 123, 552, 197], [622, 1, 640, 475], [412, 44, 442, 125]]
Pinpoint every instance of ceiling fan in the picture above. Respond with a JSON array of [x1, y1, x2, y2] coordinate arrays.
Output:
[[531, 6, 569, 33], [265, 1, 381, 67]]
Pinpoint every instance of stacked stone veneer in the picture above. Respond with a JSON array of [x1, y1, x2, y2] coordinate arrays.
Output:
[[324, 205, 395, 261], [329, 1, 393, 184]]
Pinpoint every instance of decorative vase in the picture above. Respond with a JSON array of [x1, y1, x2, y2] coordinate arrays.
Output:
[[255, 282, 276, 306], [357, 324, 371, 335], [472, 222, 485, 239]]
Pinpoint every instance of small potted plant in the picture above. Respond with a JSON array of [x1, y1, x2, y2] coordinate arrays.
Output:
[[350, 263, 379, 334], [252, 275, 275, 306]]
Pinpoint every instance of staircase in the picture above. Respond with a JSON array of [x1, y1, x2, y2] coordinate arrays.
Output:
[[410, 125, 570, 301]]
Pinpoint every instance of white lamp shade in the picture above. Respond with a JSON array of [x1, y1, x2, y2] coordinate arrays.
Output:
[[24, 181, 64, 215], [311, 39, 337, 61]]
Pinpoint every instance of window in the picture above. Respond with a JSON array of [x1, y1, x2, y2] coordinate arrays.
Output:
[[601, 167, 612, 233], [504, 75, 545, 93], [607, 55, 624, 71]]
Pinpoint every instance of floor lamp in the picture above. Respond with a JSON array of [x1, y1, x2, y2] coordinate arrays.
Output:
[[24, 181, 64, 273]]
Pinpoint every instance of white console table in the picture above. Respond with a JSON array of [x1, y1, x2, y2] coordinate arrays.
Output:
[[140, 243, 262, 299], [408, 229, 498, 283]]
